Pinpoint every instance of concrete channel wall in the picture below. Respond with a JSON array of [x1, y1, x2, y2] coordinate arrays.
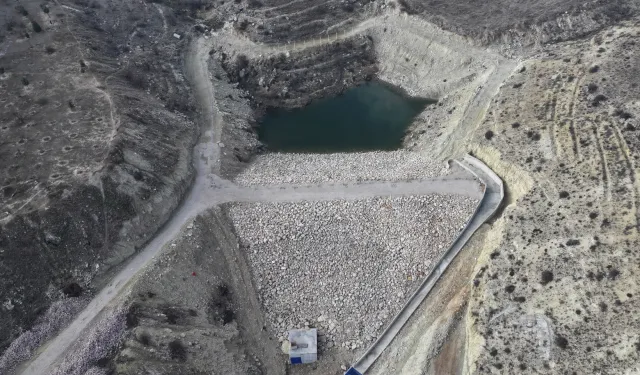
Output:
[[345, 155, 504, 375]]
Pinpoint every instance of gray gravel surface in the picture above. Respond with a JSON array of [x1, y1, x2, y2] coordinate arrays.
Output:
[[234, 151, 448, 186], [229, 194, 478, 352]]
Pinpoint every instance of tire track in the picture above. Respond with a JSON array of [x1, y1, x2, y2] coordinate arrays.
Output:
[[609, 120, 639, 233], [592, 119, 611, 202], [566, 73, 584, 160]]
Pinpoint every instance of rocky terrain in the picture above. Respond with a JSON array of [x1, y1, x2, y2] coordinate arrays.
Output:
[[229, 194, 478, 352], [3, 0, 640, 374], [234, 151, 448, 186], [219, 35, 377, 111]]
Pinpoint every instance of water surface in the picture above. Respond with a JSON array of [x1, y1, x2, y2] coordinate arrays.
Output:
[[258, 81, 433, 153]]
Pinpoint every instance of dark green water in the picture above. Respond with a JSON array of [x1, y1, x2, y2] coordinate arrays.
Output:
[[258, 81, 433, 153]]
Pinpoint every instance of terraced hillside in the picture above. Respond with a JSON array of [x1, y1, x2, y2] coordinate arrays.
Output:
[[243, 0, 377, 43]]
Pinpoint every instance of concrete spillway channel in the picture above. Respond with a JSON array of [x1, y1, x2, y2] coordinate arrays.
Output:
[[345, 155, 504, 375]]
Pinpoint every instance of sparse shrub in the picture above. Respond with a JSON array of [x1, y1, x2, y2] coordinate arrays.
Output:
[[222, 309, 234, 324], [32, 21, 42, 33], [555, 335, 568, 349], [168, 340, 187, 361], [235, 19, 249, 32], [397, 0, 416, 14], [587, 83, 598, 92], [541, 270, 554, 285], [248, 0, 263, 8], [46, 46, 56, 54], [526, 131, 541, 141], [125, 304, 139, 328], [21, 77, 29, 86], [559, 191, 570, 199], [485, 130, 494, 140], [592, 94, 607, 106], [613, 109, 633, 120], [138, 332, 151, 346], [205, 15, 225, 31], [505, 285, 515, 293], [218, 283, 230, 297], [62, 282, 83, 297], [566, 239, 580, 246], [163, 306, 181, 324], [16, 5, 28, 16], [598, 302, 608, 312], [207, 283, 235, 325], [36, 97, 49, 106], [588, 65, 600, 73], [511, 122, 520, 129]]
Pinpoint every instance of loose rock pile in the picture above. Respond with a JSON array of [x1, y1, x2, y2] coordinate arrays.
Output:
[[234, 151, 448, 186], [229, 194, 478, 351]]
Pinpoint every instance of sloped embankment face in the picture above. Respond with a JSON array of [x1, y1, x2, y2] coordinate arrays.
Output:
[[0, 0, 198, 359], [228, 194, 478, 354]]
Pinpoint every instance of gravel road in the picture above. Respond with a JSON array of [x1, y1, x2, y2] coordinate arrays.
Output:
[[234, 151, 449, 186]]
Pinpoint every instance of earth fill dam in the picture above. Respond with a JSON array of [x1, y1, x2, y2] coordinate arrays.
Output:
[[258, 81, 434, 153]]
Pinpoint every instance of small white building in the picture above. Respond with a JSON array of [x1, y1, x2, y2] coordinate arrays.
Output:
[[288, 328, 317, 364]]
